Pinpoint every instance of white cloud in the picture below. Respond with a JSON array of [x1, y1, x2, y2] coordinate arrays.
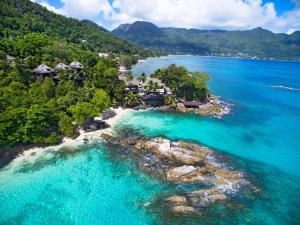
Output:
[[33, 0, 114, 20], [272, 7, 300, 34], [34, 0, 300, 33]]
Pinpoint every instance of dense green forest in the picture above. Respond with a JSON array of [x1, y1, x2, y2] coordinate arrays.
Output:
[[0, 0, 151, 55], [0, 46, 127, 148], [113, 21, 300, 60], [0, 0, 152, 148]]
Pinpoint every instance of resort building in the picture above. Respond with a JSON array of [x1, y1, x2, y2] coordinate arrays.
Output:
[[53, 63, 70, 72], [125, 84, 140, 93], [98, 52, 110, 58], [69, 61, 83, 71], [141, 94, 164, 107], [183, 101, 201, 109], [5, 55, 15, 65], [32, 63, 55, 82], [32, 61, 84, 82]]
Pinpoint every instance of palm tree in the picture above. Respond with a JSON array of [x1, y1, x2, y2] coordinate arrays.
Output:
[[146, 80, 154, 92], [169, 80, 179, 95], [137, 76, 143, 84], [164, 96, 178, 106], [124, 92, 142, 107], [141, 73, 147, 83], [153, 82, 160, 92], [82, 81, 95, 100], [126, 71, 134, 84]]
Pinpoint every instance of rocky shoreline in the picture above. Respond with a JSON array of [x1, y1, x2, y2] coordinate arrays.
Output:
[[160, 96, 231, 118], [101, 131, 259, 215]]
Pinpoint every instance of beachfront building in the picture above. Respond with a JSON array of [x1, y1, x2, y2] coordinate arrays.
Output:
[[141, 94, 164, 107], [125, 84, 140, 93], [32, 63, 55, 82], [183, 101, 201, 109]]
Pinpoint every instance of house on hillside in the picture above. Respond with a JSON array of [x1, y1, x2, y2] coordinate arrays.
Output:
[[32, 64, 55, 82], [98, 52, 110, 58], [32, 61, 84, 82], [53, 63, 70, 72], [69, 61, 84, 83], [69, 61, 83, 71], [6, 55, 15, 65]]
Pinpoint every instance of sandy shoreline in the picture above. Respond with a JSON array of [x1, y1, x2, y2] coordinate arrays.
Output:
[[1, 100, 230, 168], [3, 107, 134, 167]]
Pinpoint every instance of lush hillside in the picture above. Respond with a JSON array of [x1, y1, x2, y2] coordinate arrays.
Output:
[[0, 0, 149, 55], [0, 0, 153, 149], [113, 21, 300, 60]]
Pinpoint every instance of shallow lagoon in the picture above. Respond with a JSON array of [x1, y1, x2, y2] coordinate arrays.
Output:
[[1, 56, 300, 224]]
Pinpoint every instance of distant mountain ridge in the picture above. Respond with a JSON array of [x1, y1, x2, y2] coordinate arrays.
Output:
[[0, 0, 148, 55], [113, 21, 300, 60]]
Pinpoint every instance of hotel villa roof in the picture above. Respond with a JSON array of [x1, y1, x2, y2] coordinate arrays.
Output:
[[53, 63, 70, 71], [6, 55, 15, 63], [32, 64, 54, 74], [69, 61, 83, 69]]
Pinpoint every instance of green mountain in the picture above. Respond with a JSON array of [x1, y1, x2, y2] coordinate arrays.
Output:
[[0, 0, 148, 55], [113, 21, 300, 60]]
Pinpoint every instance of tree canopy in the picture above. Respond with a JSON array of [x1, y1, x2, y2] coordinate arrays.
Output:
[[154, 64, 210, 102]]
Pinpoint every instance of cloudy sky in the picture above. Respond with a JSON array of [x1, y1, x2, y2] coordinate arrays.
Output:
[[32, 0, 300, 34]]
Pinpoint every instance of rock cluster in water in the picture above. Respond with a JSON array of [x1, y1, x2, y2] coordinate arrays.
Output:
[[161, 96, 231, 118], [101, 133, 259, 214]]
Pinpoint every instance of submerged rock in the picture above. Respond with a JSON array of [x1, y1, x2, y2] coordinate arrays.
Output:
[[187, 188, 227, 207], [172, 205, 197, 214]]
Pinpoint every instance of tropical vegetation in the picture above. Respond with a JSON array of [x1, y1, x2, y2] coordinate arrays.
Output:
[[153, 65, 209, 102], [0, 0, 152, 148]]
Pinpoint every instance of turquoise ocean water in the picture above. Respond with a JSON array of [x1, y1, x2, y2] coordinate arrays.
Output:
[[1, 56, 300, 224]]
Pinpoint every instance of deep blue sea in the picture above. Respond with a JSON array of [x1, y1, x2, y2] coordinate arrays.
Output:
[[0, 56, 299, 225]]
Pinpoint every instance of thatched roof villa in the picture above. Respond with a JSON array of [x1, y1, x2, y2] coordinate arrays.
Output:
[[69, 61, 83, 70], [53, 63, 70, 72], [32, 63, 55, 82], [32, 61, 84, 82]]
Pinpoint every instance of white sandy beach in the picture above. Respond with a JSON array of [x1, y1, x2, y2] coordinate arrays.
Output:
[[8, 107, 134, 166]]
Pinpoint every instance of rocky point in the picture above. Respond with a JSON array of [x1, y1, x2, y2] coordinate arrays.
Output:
[[101, 133, 259, 214]]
